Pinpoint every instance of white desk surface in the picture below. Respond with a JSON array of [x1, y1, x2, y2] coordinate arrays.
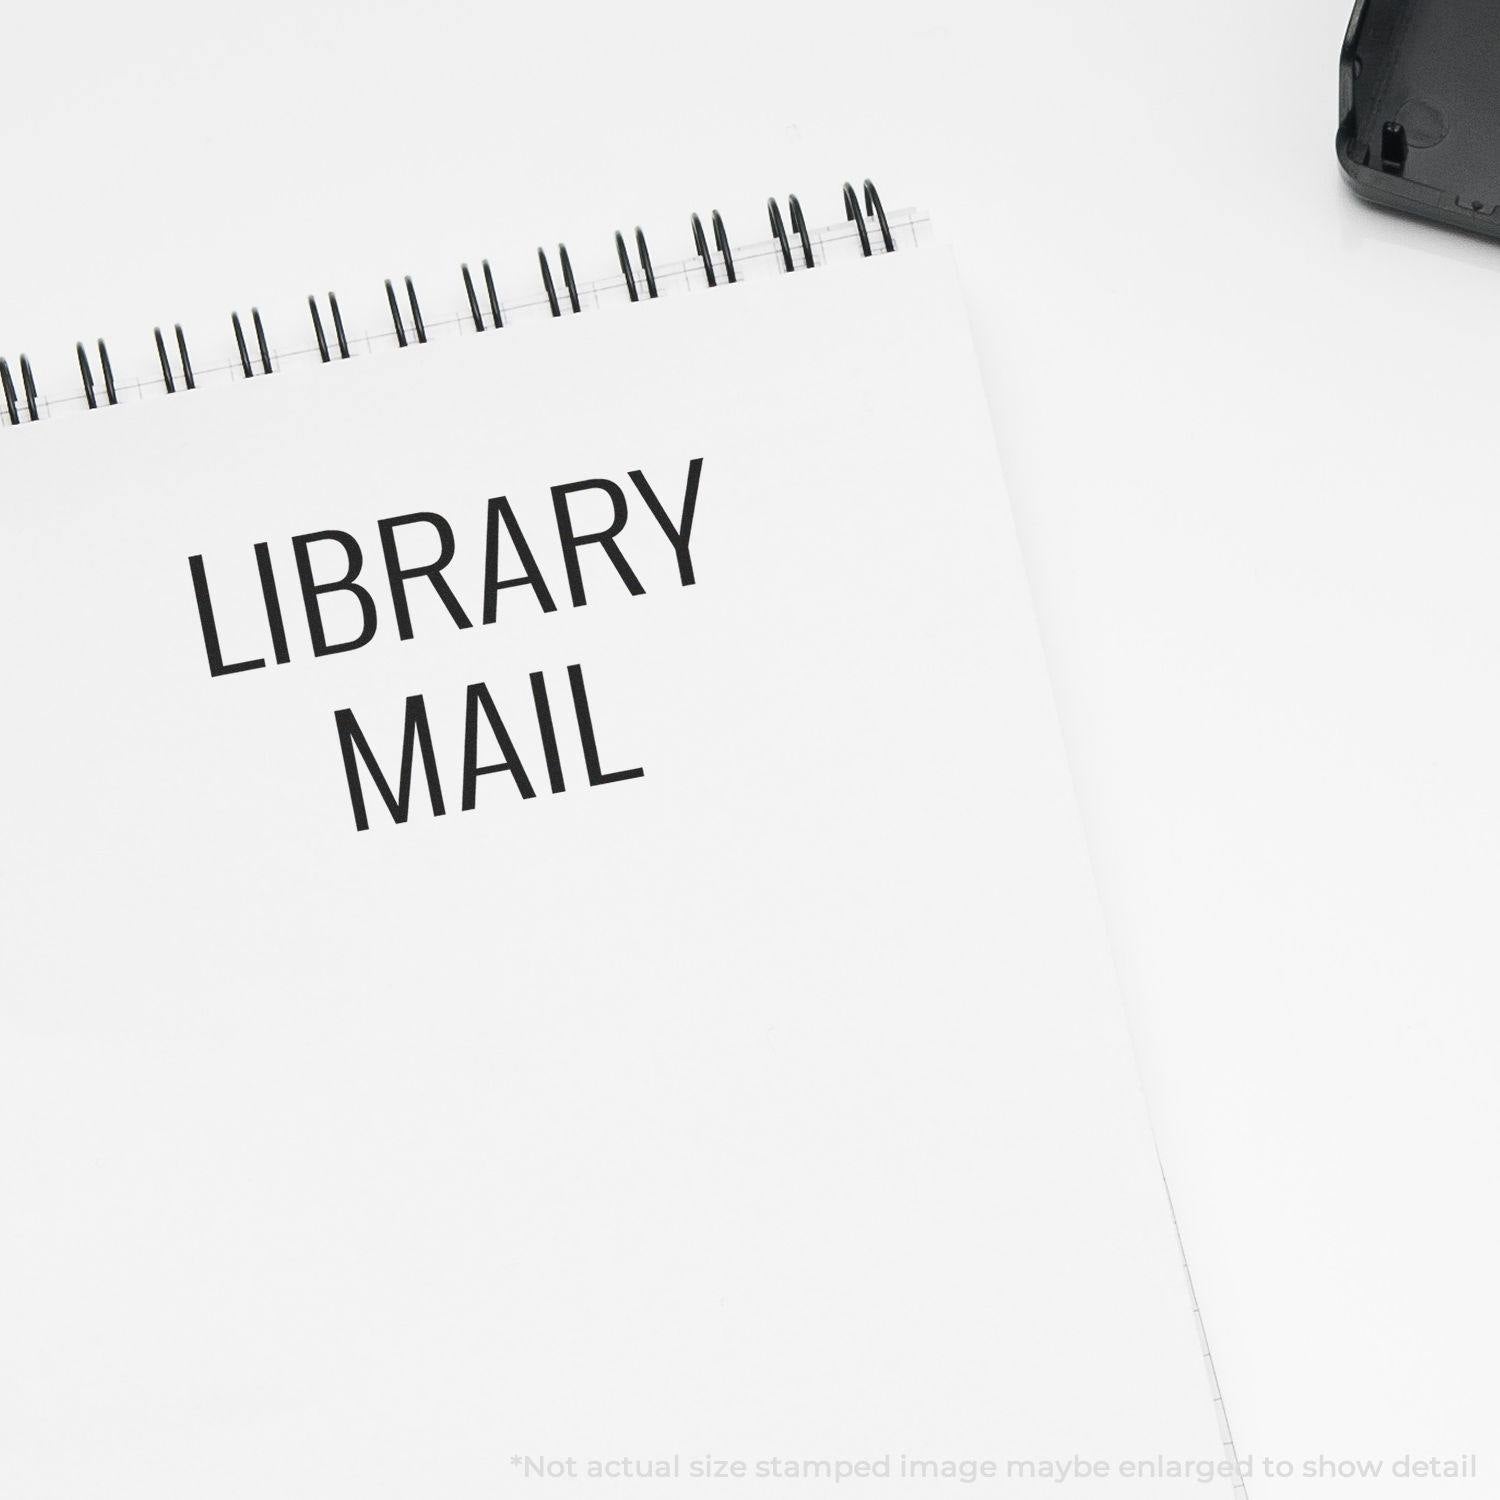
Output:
[[4, 1, 1494, 1492]]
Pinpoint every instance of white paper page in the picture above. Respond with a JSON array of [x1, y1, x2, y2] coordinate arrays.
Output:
[[0, 250, 1221, 1497]]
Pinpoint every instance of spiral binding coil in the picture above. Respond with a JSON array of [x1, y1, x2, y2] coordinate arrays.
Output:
[[689, 210, 738, 287], [384, 278, 427, 347], [537, 244, 582, 317], [1, 178, 900, 428], [767, 194, 817, 272], [77, 340, 119, 410], [155, 325, 196, 391], [461, 262, 503, 331], [231, 309, 274, 377], [614, 229, 658, 302], [308, 296, 350, 362], [1, 355, 39, 424]]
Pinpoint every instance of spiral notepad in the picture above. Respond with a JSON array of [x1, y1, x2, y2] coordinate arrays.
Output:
[[0, 181, 1225, 1496]]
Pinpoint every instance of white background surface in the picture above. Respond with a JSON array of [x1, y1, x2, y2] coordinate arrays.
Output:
[[3, 1, 1496, 1494]]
